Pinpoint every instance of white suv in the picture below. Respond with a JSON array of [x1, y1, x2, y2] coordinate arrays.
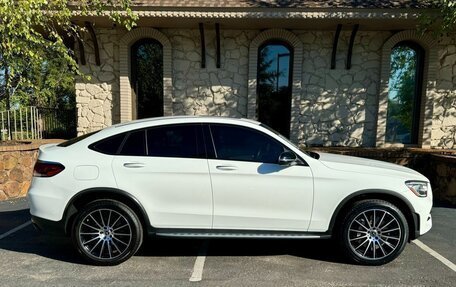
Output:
[[28, 116, 432, 266]]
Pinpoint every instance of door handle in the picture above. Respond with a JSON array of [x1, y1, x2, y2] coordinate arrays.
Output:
[[216, 165, 237, 171], [123, 162, 145, 168]]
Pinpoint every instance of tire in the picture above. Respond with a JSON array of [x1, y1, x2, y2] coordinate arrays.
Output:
[[339, 199, 409, 265], [71, 200, 143, 266]]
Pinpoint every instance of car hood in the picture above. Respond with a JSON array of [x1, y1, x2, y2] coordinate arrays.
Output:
[[316, 152, 427, 181]]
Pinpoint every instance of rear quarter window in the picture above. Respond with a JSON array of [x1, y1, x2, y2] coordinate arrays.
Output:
[[89, 133, 126, 155]]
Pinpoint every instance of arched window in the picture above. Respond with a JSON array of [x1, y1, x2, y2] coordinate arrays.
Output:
[[385, 41, 424, 144], [257, 41, 293, 138], [131, 39, 163, 119]]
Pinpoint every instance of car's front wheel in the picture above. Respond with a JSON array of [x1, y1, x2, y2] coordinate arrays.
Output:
[[72, 200, 143, 266], [340, 199, 409, 265]]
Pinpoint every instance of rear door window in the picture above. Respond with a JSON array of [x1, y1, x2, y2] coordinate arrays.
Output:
[[119, 130, 147, 156], [147, 124, 205, 158]]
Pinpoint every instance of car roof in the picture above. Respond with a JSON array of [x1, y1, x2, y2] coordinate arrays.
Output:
[[71, 115, 305, 159], [83, 116, 264, 146], [111, 116, 261, 129]]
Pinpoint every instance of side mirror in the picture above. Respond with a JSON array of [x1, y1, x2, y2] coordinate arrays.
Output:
[[278, 151, 297, 166]]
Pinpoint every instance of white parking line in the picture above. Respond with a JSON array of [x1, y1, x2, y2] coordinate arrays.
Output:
[[189, 240, 209, 282], [413, 239, 456, 272], [0, 221, 32, 240]]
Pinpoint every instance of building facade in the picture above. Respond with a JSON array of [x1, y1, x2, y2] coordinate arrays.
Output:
[[73, 0, 456, 149]]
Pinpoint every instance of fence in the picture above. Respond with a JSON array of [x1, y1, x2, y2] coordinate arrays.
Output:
[[0, 106, 76, 141]]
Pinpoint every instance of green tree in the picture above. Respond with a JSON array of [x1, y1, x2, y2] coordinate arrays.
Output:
[[0, 0, 137, 110], [385, 46, 418, 143], [419, 0, 456, 36]]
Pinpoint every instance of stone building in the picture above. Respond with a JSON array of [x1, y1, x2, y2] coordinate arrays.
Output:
[[72, 0, 456, 149]]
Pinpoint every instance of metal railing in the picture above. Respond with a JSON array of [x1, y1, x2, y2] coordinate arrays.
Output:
[[0, 106, 41, 141], [39, 107, 76, 139], [0, 106, 76, 141]]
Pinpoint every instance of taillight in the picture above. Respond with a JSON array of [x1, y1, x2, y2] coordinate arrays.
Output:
[[33, 161, 65, 177]]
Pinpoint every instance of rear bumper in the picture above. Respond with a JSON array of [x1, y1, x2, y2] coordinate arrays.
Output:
[[31, 215, 66, 235], [27, 180, 68, 222]]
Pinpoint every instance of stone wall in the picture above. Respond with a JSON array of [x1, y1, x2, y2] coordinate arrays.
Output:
[[433, 36, 456, 148], [74, 27, 456, 149], [0, 145, 37, 200], [0, 151, 36, 200], [296, 30, 391, 147], [0, 140, 62, 201], [427, 155, 456, 204], [75, 28, 120, 135], [166, 29, 256, 117]]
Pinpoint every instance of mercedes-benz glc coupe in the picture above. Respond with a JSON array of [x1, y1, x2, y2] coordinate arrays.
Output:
[[28, 116, 432, 265]]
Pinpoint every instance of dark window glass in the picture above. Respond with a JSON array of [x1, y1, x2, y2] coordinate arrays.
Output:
[[385, 41, 424, 144], [90, 133, 126, 155], [257, 42, 293, 138], [147, 125, 204, 158], [119, 130, 146, 156], [131, 39, 163, 119], [210, 124, 285, 164], [202, 125, 216, 159], [58, 131, 99, 147]]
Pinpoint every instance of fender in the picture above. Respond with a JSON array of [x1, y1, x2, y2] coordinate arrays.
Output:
[[62, 187, 153, 235], [327, 189, 418, 238]]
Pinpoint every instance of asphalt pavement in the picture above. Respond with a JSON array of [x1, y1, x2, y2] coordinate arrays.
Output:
[[0, 197, 455, 286]]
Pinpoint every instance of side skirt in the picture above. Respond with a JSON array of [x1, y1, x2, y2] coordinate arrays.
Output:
[[152, 229, 331, 239]]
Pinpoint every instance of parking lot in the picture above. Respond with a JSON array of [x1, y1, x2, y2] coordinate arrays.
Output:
[[0, 198, 455, 287]]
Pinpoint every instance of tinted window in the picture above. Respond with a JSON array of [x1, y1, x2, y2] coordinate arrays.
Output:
[[210, 124, 285, 163], [385, 41, 424, 144], [147, 125, 204, 158], [257, 42, 293, 138], [131, 39, 164, 119], [90, 133, 126, 155], [119, 130, 146, 156]]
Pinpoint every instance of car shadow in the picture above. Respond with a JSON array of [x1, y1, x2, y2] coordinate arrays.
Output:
[[0, 206, 348, 265], [138, 237, 347, 264]]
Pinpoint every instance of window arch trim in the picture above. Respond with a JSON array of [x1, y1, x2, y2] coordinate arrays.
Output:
[[130, 38, 164, 119], [256, 40, 294, 138], [257, 40, 294, 91], [248, 29, 303, 143], [376, 30, 437, 148], [119, 28, 172, 123]]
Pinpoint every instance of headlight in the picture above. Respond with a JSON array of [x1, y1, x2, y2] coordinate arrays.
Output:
[[405, 181, 428, 197]]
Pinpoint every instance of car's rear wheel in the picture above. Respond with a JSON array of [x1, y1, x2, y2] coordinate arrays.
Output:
[[72, 200, 143, 266], [340, 199, 408, 265]]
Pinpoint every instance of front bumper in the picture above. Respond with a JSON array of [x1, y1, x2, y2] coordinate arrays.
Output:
[[419, 213, 432, 236]]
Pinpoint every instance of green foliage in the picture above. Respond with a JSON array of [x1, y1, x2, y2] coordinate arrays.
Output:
[[419, 0, 456, 36], [133, 41, 164, 118], [0, 0, 137, 110], [257, 44, 292, 137], [385, 46, 418, 143]]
